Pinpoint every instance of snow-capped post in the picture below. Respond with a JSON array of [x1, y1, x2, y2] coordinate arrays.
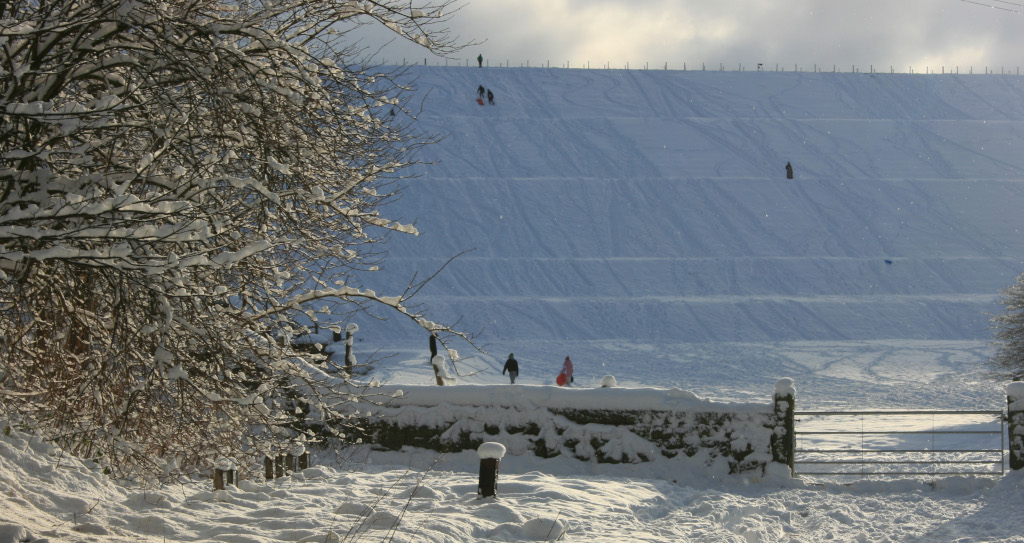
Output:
[[213, 457, 235, 490], [288, 443, 306, 473], [1006, 381, 1024, 470], [772, 378, 796, 474], [477, 442, 506, 498], [345, 323, 359, 377]]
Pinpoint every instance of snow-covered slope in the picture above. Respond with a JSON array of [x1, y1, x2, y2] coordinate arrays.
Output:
[[7, 68, 1024, 543], [352, 68, 1024, 406]]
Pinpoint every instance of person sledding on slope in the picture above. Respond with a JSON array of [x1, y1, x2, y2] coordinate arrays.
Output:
[[502, 353, 519, 384], [478, 85, 485, 100], [557, 355, 574, 386]]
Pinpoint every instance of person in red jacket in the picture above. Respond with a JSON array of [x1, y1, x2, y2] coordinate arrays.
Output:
[[558, 355, 574, 386]]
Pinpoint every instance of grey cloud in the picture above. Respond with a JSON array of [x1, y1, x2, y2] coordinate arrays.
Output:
[[363, 0, 1024, 72]]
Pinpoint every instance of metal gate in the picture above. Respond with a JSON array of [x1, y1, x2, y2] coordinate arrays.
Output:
[[794, 410, 1005, 477]]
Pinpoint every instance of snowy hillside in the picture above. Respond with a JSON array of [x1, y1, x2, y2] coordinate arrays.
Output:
[[7, 67, 1024, 543], [350, 68, 1024, 407]]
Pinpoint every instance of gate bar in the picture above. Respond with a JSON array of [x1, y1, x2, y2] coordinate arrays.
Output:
[[797, 410, 1002, 416]]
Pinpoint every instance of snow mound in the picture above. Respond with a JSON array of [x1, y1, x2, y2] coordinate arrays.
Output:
[[521, 517, 569, 540]]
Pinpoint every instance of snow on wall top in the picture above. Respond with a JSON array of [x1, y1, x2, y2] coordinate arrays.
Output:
[[372, 384, 771, 413]]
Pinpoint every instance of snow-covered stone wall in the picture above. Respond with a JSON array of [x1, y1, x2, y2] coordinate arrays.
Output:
[[346, 385, 780, 475]]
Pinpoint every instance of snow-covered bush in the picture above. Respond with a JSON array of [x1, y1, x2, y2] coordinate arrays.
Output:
[[0, 0, 469, 482], [992, 273, 1024, 377]]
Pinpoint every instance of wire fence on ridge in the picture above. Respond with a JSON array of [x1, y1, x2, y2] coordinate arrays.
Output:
[[389, 57, 1024, 76]]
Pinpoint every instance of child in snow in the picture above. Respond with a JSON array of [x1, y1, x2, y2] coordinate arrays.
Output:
[[478, 85, 485, 99], [487, 89, 495, 105], [502, 353, 519, 384], [559, 355, 574, 385]]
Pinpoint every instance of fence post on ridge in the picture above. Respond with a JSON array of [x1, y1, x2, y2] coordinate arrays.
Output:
[[772, 378, 796, 475], [1006, 382, 1024, 470]]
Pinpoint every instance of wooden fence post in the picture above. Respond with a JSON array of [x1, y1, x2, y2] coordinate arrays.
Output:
[[1007, 382, 1024, 470], [299, 451, 310, 470], [477, 442, 506, 498], [772, 378, 796, 474], [275, 455, 285, 478], [214, 457, 236, 490], [265, 457, 274, 480]]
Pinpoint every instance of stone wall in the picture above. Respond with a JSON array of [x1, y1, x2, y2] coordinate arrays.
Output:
[[345, 385, 786, 475]]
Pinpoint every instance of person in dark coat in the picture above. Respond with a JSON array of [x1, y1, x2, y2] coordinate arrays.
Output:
[[487, 89, 494, 105], [477, 54, 483, 67], [785, 162, 794, 179], [477, 85, 485, 99], [502, 353, 519, 384]]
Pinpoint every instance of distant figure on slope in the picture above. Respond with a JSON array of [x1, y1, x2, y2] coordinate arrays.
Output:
[[557, 355, 574, 386], [477, 54, 483, 68], [785, 161, 794, 179], [487, 89, 494, 105], [502, 353, 519, 384], [478, 85, 485, 99]]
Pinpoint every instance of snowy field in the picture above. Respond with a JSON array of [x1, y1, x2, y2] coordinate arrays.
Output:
[[6, 67, 1024, 541]]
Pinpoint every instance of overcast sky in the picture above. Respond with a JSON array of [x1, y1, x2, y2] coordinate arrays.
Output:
[[364, 0, 1024, 73]]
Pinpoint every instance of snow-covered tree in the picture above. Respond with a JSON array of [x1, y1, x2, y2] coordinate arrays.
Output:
[[0, 0, 469, 482], [992, 273, 1024, 378]]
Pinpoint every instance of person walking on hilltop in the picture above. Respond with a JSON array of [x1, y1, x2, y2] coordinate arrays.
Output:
[[502, 353, 519, 384], [477, 53, 483, 68]]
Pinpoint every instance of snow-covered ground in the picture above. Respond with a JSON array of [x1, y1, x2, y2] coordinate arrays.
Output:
[[4, 418, 1024, 542], [6, 67, 1024, 541]]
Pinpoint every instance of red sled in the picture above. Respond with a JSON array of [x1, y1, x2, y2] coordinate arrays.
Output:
[[556, 372, 567, 386], [476, 98, 485, 105]]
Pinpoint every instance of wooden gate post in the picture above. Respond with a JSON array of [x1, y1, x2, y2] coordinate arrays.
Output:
[[265, 456, 274, 480], [477, 442, 506, 498], [1007, 382, 1024, 470], [772, 378, 796, 474]]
